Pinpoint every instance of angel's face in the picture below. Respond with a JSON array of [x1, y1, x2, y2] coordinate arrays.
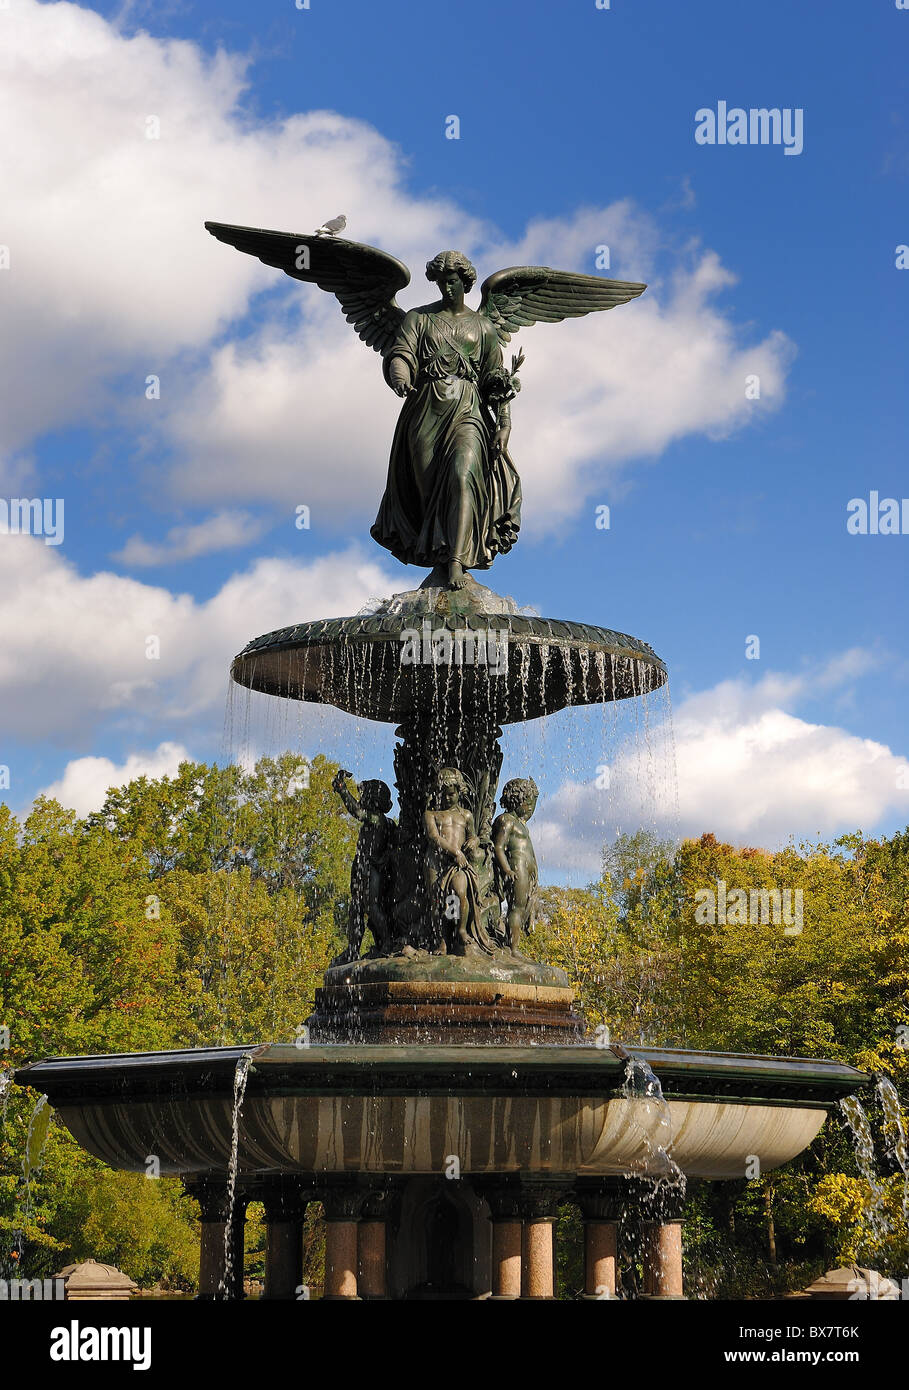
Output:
[[438, 269, 464, 306]]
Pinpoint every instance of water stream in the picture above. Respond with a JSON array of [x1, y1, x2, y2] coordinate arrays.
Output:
[[217, 1054, 252, 1299], [875, 1075, 909, 1219]]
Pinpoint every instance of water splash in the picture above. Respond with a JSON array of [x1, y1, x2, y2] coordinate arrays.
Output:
[[11, 1093, 53, 1274], [218, 1054, 252, 1299], [839, 1095, 890, 1251], [0, 1066, 12, 1134], [622, 1056, 686, 1191], [875, 1075, 909, 1218]]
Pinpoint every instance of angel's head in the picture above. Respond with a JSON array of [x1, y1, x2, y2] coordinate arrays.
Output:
[[425, 250, 477, 301]]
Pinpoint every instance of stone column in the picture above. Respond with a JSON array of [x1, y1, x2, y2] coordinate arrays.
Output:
[[185, 1179, 247, 1301], [642, 1219, 684, 1299], [637, 1182, 686, 1301], [321, 1188, 363, 1301], [358, 1189, 393, 1300], [261, 1182, 310, 1301], [482, 1186, 523, 1300], [575, 1183, 622, 1300], [518, 1187, 562, 1301]]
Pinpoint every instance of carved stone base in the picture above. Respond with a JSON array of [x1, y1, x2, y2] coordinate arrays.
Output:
[[308, 952, 583, 1044]]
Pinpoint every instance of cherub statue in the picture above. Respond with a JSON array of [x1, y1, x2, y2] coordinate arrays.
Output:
[[206, 221, 645, 589], [331, 768, 396, 965], [424, 767, 496, 956], [493, 777, 540, 959]]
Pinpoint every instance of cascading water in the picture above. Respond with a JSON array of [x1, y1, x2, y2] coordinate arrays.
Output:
[[218, 1053, 252, 1299], [839, 1093, 892, 1254], [621, 1055, 686, 1191], [0, 1066, 12, 1133], [875, 1075, 909, 1219]]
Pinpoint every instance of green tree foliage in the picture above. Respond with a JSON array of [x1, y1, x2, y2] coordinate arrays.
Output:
[[1, 753, 355, 1288], [3, 759, 909, 1296]]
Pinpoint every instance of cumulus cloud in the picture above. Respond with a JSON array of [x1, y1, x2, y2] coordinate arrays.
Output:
[[166, 216, 793, 535], [533, 656, 909, 878], [2, 0, 792, 539], [38, 740, 191, 817], [113, 510, 268, 566], [0, 535, 396, 743], [0, 0, 484, 457]]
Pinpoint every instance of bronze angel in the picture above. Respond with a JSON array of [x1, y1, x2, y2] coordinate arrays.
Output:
[[205, 222, 646, 589]]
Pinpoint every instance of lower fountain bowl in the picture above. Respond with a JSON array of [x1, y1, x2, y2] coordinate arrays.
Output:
[[14, 1045, 866, 1182]]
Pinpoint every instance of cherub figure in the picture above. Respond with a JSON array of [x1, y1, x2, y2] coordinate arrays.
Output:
[[332, 768, 396, 965], [424, 767, 495, 956], [493, 777, 539, 958]]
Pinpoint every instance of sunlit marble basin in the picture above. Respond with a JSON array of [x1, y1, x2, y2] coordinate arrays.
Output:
[[15, 1045, 865, 1182]]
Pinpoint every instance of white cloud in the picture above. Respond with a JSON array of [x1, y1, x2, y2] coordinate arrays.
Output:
[[165, 221, 793, 535], [1, 0, 793, 537], [38, 740, 191, 817], [532, 657, 909, 878], [113, 510, 268, 566], [0, 0, 484, 455], [0, 535, 397, 742]]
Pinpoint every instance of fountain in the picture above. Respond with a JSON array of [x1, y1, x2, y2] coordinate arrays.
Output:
[[12, 220, 867, 1300]]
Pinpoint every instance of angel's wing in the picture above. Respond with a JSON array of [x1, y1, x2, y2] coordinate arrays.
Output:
[[204, 222, 411, 355], [478, 265, 646, 346]]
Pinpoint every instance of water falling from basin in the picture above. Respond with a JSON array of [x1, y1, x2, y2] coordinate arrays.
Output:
[[217, 1053, 252, 1300]]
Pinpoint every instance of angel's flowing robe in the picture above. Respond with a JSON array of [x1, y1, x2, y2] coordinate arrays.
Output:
[[370, 307, 522, 571]]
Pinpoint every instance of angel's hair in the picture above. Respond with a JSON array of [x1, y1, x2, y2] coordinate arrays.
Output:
[[500, 777, 539, 814], [425, 250, 477, 292]]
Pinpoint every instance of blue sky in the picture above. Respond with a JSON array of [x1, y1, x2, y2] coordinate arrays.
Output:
[[2, 0, 907, 877]]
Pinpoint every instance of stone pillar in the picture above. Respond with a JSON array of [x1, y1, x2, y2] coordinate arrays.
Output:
[[575, 1184, 622, 1300], [185, 1179, 247, 1301], [518, 1187, 561, 1301], [321, 1188, 363, 1300], [637, 1182, 686, 1301], [358, 1189, 393, 1300], [642, 1219, 684, 1299], [261, 1183, 310, 1301], [482, 1186, 523, 1300]]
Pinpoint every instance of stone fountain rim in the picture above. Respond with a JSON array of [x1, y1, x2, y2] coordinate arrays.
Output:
[[231, 611, 667, 669], [15, 1043, 868, 1110]]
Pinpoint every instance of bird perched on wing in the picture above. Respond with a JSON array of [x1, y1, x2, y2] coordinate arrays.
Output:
[[314, 214, 347, 237]]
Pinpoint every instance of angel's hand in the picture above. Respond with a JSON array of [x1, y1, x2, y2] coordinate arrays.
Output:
[[492, 425, 511, 458], [388, 357, 413, 397]]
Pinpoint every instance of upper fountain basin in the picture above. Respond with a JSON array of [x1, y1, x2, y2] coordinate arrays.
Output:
[[230, 586, 667, 725]]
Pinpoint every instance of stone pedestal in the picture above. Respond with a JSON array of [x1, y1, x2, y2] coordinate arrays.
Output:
[[482, 1185, 523, 1300], [518, 1187, 561, 1300], [309, 955, 583, 1045], [358, 1189, 393, 1299], [642, 1220, 685, 1299], [187, 1180, 247, 1301], [261, 1184, 310, 1301], [576, 1181, 623, 1300], [322, 1189, 363, 1300]]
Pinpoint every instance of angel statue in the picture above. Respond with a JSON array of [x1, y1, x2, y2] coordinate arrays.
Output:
[[205, 221, 646, 590]]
